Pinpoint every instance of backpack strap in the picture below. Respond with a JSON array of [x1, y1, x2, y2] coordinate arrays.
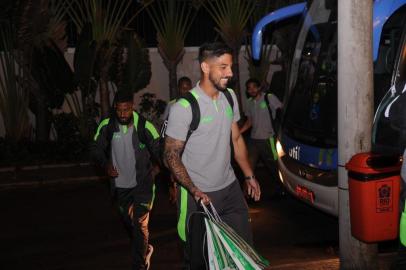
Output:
[[223, 88, 234, 111], [264, 93, 276, 125], [134, 112, 148, 146], [264, 93, 273, 118], [182, 91, 200, 143], [160, 98, 178, 138], [224, 89, 235, 156]]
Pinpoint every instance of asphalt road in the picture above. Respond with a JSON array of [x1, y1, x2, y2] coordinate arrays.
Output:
[[0, 167, 396, 269]]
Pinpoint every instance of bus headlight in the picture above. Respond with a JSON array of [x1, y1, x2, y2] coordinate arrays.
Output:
[[276, 140, 285, 157]]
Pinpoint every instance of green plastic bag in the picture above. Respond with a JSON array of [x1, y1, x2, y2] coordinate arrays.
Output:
[[205, 219, 237, 269], [202, 203, 270, 270], [400, 204, 406, 246]]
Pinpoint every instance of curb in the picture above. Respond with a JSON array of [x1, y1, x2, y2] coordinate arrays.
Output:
[[0, 175, 108, 190], [0, 162, 92, 173], [269, 258, 339, 270], [268, 252, 396, 270]]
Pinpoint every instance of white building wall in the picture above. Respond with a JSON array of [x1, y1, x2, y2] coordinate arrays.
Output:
[[0, 46, 281, 137]]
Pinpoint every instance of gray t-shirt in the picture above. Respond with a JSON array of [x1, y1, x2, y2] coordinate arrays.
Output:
[[165, 84, 240, 192], [112, 125, 137, 188], [245, 92, 282, 140], [161, 99, 177, 121]]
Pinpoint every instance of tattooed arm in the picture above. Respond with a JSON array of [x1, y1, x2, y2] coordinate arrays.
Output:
[[164, 136, 210, 204]]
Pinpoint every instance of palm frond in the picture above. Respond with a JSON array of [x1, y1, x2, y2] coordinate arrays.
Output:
[[67, 0, 134, 44], [146, 0, 198, 63], [0, 23, 30, 141], [202, 0, 256, 48]]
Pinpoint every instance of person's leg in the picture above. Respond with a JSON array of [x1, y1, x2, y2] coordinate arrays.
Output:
[[247, 138, 259, 170], [169, 174, 178, 204], [257, 138, 284, 196], [257, 139, 278, 177], [209, 181, 253, 245], [131, 203, 151, 270], [115, 188, 151, 269], [115, 188, 135, 238]]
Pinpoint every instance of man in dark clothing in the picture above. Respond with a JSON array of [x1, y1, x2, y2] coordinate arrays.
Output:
[[92, 91, 160, 270]]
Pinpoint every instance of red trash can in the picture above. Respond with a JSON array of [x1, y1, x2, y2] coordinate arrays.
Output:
[[346, 152, 401, 243]]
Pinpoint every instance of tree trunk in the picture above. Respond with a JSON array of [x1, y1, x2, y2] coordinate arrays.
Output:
[[168, 62, 178, 100], [35, 97, 50, 143], [232, 48, 243, 111], [338, 0, 377, 269], [99, 77, 110, 119]]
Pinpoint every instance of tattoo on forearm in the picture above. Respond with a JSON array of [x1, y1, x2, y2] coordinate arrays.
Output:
[[164, 136, 196, 193]]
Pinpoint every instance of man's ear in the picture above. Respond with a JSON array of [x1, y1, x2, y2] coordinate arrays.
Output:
[[201, 61, 210, 74]]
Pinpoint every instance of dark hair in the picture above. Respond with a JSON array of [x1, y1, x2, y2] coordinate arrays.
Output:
[[245, 78, 261, 88], [177, 76, 192, 87], [198, 42, 233, 63], [113, 91, 133, 105]]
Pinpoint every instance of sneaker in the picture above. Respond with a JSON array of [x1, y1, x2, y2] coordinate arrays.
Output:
[[145, 244, 154, 270]]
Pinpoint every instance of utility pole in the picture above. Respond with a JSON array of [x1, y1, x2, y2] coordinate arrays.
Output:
[[337, 0, 378, 269]]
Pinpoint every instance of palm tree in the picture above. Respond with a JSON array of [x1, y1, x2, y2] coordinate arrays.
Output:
[[67, 0, 151, 118], [146, 0, 200, 100], [201, 0, 256, 108], [13, 0, 75, 142], [0, 23, 30, 142]]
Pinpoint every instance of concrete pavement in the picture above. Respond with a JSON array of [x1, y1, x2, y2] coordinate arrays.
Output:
[[0, 162, 399, 269]]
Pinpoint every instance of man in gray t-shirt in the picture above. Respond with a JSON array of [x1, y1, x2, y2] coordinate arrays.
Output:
[[164, 42, 260, 268], [161, 76, 192, 121], [240, 78, 283, 197]]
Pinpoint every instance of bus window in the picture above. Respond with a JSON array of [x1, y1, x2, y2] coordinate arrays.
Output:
[[284, 0, 337, 148]]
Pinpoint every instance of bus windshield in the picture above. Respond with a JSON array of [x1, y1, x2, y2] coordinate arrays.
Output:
[[284, 0, 337, 148]]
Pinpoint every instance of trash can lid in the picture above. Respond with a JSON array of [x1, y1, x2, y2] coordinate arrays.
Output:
[[345, 152, 401, 173]]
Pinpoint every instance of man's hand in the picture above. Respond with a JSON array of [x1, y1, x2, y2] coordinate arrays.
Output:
[[245, 178, 261, 201], [106, 164, 119, 177], [191, 187, 211, 205]]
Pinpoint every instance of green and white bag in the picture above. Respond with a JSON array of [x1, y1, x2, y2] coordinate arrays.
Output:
[[202, 202, 270, 270]]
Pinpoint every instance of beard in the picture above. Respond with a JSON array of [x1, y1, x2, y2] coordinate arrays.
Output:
[[116, 117, 132, 125], [209, 73, 231, 92], [249, 91, 259, 98]]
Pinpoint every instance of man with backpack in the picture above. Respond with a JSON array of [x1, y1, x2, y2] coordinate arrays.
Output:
[[161, 76, 193, 204], [161, 76, 193, 121], [240, 78, 284, 198], [91, 91, 160, 270], [163, 42, 261, 269]]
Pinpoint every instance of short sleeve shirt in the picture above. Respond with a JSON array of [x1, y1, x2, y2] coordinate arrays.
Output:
[[165, 83, 240, 192], [161, 99, 177, 121], [112, 125, 137, 188], [245, 92, 282, 140]]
